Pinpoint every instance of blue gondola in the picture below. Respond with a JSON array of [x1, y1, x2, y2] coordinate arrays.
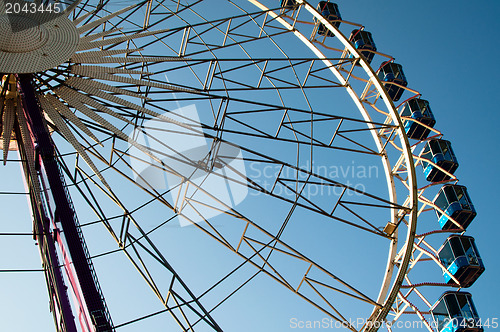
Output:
[[400, 98, 436, 140], [433, 184, 476, 231], [421, 139, 458, 182], [281, 0, 297, 8], [431, 292, 483, 332], [377, 62, 407, 101], [349, 29, 377, 64], [314, 1, 341, 37], [438, 235, 484, 287]]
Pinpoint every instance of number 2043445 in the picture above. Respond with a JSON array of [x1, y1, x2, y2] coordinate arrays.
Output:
[[5, 2, 62, 14]]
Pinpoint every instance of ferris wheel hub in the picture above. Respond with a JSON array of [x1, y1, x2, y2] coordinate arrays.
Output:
[[0, 14, 79, 74], [0, 15, 49, 53]]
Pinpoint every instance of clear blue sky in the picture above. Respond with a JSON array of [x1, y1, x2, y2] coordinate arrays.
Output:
[[347, 0, 500, 328], [337, 0, 500, 328], [0, 1, 499, 331]]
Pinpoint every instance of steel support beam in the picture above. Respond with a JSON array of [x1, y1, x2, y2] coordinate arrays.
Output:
[[17, 74, 113, 332]]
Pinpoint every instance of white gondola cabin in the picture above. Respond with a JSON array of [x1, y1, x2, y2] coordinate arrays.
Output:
[[400, 98, 436, 140], [349, 29, 377, 64], [314, 1, 341, 37], [421, 139, 458, 182], [431, 292, 483, 332], [377, 62, 408, 101], [438, 235, 484, 287], [433, 184, 476, 231]]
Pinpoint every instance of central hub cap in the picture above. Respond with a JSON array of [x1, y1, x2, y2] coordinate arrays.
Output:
[[0, 15, 49, 53], [0, 14, 79, 74]]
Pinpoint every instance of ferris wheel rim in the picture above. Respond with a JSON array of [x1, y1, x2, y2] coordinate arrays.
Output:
[[62, 1, 414, 326], [244, 0, 418, 328], [0, 1, 423, 330]]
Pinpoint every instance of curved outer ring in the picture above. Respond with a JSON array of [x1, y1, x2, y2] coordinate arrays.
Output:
[[247, 1, 418, 329]]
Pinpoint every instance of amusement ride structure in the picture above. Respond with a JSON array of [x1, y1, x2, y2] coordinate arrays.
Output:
[[0, 1, 484, 331]]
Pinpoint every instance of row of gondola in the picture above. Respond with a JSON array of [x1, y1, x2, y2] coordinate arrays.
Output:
[[280, 1, 484, 331]]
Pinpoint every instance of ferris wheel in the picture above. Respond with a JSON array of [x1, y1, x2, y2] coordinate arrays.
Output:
[[0, 0, 484, 331]]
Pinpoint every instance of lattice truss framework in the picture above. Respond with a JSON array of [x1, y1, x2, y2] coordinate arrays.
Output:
[[0, 0, 465, 331]]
